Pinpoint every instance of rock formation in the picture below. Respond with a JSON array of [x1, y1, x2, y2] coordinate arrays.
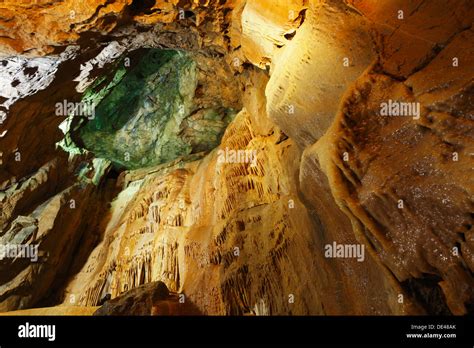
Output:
[[0, 0, 472, 316]]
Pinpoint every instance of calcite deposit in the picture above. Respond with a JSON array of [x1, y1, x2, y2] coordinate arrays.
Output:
[[0, 0, 472, 316]]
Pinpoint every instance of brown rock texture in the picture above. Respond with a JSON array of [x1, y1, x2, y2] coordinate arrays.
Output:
[[0, 0, 473, 316], [92, 281, 203, 315]]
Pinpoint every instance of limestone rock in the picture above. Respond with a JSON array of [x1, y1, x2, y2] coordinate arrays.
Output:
[[93, 281, 177, 315], [265, 1, 375, 147]]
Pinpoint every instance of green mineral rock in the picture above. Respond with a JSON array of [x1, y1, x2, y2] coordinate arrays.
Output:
[[76, 49, 235, 170]]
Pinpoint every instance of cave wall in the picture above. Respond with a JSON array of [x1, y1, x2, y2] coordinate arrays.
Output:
[[0, 0, 473, 315]]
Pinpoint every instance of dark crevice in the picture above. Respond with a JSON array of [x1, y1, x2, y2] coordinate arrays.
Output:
[[401, 274, 452, 315], [129, 0, 156, 15], [295, 9, 307, 28], [284, 31, 296, 41], [23, 66, 38, 77], [275, 132, 289, 145]]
